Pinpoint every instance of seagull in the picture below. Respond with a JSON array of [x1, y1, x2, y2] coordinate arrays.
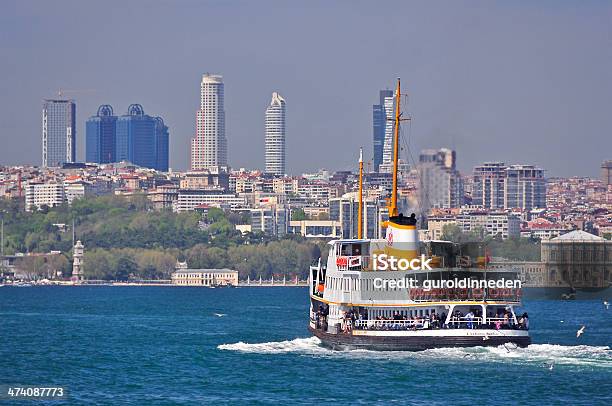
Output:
[[548, 362, 554, 370], [576, 325, 586, 338], [604, 301, 610, 310], [214, 313, 227, 317]]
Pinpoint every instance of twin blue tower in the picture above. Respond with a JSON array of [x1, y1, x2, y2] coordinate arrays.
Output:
[[86, 104, 169, 171]]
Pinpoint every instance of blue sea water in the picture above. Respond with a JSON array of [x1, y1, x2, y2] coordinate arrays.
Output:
[[0, 286, 611, 405]]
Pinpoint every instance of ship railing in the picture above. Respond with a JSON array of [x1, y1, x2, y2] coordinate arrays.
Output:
[[409, 288, 522, 302], [354, 317, 491, 330], [353, 319, 442, 330]]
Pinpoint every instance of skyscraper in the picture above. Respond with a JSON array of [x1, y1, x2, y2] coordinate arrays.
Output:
[[191, 74, 227, 171], [372, 89, 393, 172], [86, 105, 117, 164], [380, 90, 396, 172], [155, 117, 169, 172], [42, 99, 76, 167], [115, 104, 169, 171], [418, 148, 463, 210], [265, 92, 286, 175], [601, 160, 612, 186]]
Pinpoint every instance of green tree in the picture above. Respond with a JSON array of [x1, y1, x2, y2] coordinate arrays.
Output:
[[291, 208, 307, 221], [116, 256, 137, 281]]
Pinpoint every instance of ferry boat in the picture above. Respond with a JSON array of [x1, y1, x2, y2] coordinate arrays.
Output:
[[308, 78, 531, 351]]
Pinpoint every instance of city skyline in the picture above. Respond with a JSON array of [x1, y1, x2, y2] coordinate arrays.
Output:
[[1, 1, 611, 176]]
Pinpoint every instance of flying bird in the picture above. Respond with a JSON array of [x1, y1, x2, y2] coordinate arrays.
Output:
[[576, 325, 586, 338], [482, 334, 490, 341], [214, 313, 227, 317]]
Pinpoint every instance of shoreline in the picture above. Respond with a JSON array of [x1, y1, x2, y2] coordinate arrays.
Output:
[[2, 281, 309, 287]]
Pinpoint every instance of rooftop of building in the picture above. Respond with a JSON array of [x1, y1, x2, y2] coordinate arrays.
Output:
[[173, 268, 237, 274], [550, 230, 605, 241]]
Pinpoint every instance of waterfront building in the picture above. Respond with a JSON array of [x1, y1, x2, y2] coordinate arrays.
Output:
[[86, 105, 117, 164], [417, 148, 463, 209], [191, 74, 227, 171], [25, 182, 65, 211], [265, 92, 286, 175], [42, 99, 76, 167], [372, 89, 394, 172], [171, 264, 238, 286], [542, 230, 611, 288], [116, 104, 169, 171]]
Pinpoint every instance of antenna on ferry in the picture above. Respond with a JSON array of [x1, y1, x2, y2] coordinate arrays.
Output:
[[358, 147, 364, 239], [388, 77, 411, 219], [389, 78, 401, 217]]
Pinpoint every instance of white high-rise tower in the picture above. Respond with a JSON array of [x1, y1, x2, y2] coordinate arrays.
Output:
[[191, 74, 227, 171], [380, 91, 396, 172], [265, 92, 286, 175]]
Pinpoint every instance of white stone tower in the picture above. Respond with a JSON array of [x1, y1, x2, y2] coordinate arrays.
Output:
[[71, 240, 84, 282]]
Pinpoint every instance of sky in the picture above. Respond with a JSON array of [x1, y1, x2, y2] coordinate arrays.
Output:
[[0, 0, 611, 177]]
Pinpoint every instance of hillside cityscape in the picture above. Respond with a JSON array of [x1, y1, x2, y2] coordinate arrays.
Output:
[[0, 74, 611, 286]]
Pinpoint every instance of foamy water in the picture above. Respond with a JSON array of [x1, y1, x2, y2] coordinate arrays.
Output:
[[218, 337, 612, 368]]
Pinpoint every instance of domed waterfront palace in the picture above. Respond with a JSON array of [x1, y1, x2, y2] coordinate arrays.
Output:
[[542, 230, 611, 289]]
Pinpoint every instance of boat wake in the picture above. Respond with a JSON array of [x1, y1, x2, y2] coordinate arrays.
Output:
[[218, 337, 330, 355], [218, 337, 611, 368]]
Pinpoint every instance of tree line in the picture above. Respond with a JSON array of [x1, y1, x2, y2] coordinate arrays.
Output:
[[1, 196, 327, 281]]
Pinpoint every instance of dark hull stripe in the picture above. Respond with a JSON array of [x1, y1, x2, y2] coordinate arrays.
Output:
[[309, 327, 531, 351]]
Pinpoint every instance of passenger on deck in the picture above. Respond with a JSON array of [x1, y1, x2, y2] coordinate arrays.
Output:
[[518, 312, 529, 330], [465, 311, 475, 329]]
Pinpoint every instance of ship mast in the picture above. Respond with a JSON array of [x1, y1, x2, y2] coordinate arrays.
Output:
[[358, 147, 363, 239], [389, 78, 402, 217]]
